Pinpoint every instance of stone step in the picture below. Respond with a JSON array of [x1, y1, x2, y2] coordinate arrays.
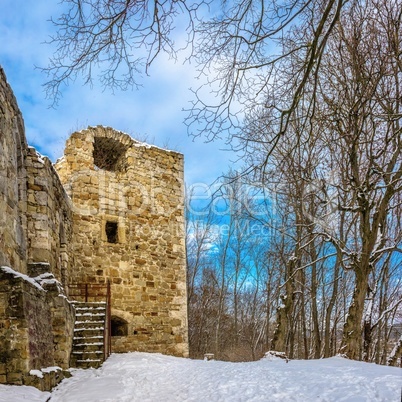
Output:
[[74, 321, 104, 328], [70, 355, 104, 369], [74, 304, 106, 313], [73, 335, 104, 342], [73, 303, 106, 310], [75, 312, 106, 319], [72, 350, 104, 358], [74, 310, 106, 316], [70, 301, 108, 369], [74, 320, 105, 328], [73, 328, 104, 339], [73, 342, 104, 352], [74, 359, 103, 369], [75, 307, 106, 312]]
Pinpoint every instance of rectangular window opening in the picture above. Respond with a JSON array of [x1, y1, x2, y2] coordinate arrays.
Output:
[[105, 221, 118, 243]]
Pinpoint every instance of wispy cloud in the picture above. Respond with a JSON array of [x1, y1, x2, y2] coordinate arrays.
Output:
[[0, 0, 239, 185]]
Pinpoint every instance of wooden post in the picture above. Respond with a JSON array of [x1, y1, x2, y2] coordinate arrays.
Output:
[[108, 280, 111, 356], [103, 280, 112, 358]]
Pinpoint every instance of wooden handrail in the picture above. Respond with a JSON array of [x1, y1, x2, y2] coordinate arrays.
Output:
[[68, 283, 109, 302]]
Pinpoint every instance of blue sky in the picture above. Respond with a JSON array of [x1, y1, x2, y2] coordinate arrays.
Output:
[[0, 0, 238, 186]]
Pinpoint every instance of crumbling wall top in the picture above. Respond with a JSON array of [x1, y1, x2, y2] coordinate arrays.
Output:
[[56, 125, 183, 179]]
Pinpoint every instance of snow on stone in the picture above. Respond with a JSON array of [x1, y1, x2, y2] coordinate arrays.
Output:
[[0, 352, 397, 402], [29, 262, 51, 267], [35, 150, 46, 164], [75, 322, 104, 326], [76, 313, 105, 317], [75, 343, 104, 346], [0, 266, 44, 291], [29, 367, 62, 379], [34, 272, 64, 291], [41, 366, 62, 374], [55, 155, 65, 165], [73, 336, 104, 340], [0, 267, 68, 295], [263, 351, 289, 362], [29, 370, 43, 379], [74, 327, 104, 331]]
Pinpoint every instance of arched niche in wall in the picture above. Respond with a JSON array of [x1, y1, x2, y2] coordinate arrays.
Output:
[[111, 316, 128, 336]]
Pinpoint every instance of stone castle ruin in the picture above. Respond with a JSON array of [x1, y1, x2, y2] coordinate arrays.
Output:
[[0, 67, 188, 390]]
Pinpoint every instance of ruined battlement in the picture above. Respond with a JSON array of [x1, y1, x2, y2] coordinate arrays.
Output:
[[0, 67, 188, 390]]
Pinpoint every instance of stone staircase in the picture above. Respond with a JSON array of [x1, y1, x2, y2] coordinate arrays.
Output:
[[70, 302, 107, 369]]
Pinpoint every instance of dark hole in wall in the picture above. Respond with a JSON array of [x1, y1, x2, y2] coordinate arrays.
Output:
[[93, 137, 127, 172], [105, 221, 118, 243], [111, 316, 128, 336]]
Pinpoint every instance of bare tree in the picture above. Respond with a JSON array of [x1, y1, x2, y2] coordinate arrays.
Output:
[[228, 0, 402, 362], [313, 0, 402, 360], [45, 0, 348, 146], [43, 0, 202, 103], [186, 0, 344, 147]]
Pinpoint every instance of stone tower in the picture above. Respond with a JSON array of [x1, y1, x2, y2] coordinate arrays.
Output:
[[55, 126, 188, 357]]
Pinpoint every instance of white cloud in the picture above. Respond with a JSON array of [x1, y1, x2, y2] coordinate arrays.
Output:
[[0, 0, 239, 185]]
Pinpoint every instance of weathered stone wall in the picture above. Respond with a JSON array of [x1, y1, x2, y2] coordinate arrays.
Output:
[[26, 147, 74, 287], [0, 268, 75, 387], [0, 67, 75, 390], [0, 66, 73, 284], [55, 126, 189, 357], [0, 269, 30, 384], [0, 67, 27, 274]]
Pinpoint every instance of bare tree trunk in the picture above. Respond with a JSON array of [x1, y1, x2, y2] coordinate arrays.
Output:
[[300, 269, 309, 359], [340, 267, 370, 360], [387, 335, 402, 367], [324, 253, 341, 357], [363, 284, 375, 362], [271, 257, 295, 355], [265, 275, 272, 351], [309, 240, 321, 359]]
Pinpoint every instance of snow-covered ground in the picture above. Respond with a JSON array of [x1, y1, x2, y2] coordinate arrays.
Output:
[[0, 352, 401, 402]]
